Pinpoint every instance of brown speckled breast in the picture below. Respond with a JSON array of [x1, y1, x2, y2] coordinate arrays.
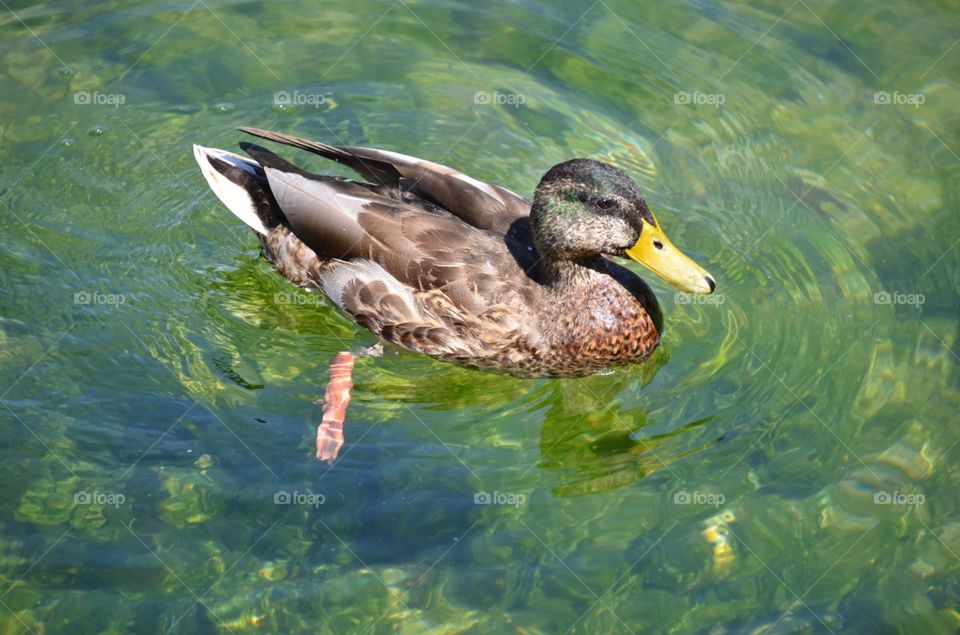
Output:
[[526, 270, 661, 377], [450, 259, 663, 378]]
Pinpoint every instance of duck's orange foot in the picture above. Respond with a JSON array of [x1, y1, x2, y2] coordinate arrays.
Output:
[[315, 352, 355, 463]]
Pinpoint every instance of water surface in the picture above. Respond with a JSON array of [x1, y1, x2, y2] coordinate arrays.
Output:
[[1, 0, 958, 632]]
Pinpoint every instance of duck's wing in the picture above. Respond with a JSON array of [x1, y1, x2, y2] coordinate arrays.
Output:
[[241, 144, 538, 299], [196, 142, 543, 361], [238, 127, 530, 234]]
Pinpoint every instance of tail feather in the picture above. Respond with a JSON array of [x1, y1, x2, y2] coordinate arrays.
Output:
[[193, 145, 282, 235]]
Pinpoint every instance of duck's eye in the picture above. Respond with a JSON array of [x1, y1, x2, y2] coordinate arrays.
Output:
[[596, 197, 616, 210], [653, 239, 664, 250]]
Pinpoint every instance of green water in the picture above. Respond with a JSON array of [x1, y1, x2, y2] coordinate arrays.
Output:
[[1, 0, 958, 632]]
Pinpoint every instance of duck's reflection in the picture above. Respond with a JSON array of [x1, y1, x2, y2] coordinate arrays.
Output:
[[535, 355, 716, 496], [350, 347, 716, 496]]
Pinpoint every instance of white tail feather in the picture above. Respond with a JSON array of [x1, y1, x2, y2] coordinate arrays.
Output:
[[193, 144, 268, 235]]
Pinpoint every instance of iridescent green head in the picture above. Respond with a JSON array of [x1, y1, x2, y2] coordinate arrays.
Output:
[[530, 159, 715, 294]]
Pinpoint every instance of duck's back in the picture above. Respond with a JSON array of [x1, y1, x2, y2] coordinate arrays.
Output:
[[194, 136, 554, 369]]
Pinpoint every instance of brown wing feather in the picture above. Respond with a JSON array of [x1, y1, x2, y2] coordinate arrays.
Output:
[[239, 127, 530, 234], [233, 129, 548, 365], [256, 163, 535, 307], [318, 257, 540, 364]]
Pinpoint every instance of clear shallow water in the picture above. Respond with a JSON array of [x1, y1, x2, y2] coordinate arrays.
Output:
[[1, 0, 958, 632]]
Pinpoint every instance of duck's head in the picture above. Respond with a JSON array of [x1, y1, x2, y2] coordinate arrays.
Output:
[[530, 159, 715, 294]]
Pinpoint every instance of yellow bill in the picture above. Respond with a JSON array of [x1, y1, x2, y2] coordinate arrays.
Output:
[[625, 216, 715, 294]]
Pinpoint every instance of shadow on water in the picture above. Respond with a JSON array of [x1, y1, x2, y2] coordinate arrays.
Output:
[[335, 339, 719, 497], [538, 403, 716, 497]]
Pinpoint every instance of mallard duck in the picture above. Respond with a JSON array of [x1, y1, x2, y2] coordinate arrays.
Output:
[[194, 128, 715, 460]]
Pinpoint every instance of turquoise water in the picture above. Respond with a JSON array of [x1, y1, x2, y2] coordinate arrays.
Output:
[[1, 0, 958, 632]]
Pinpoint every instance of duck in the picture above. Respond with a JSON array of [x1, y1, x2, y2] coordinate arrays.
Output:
[[194, 127, 715, 461]]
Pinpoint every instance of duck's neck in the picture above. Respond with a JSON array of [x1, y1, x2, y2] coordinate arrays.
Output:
[[538, 254, 607, 289]]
